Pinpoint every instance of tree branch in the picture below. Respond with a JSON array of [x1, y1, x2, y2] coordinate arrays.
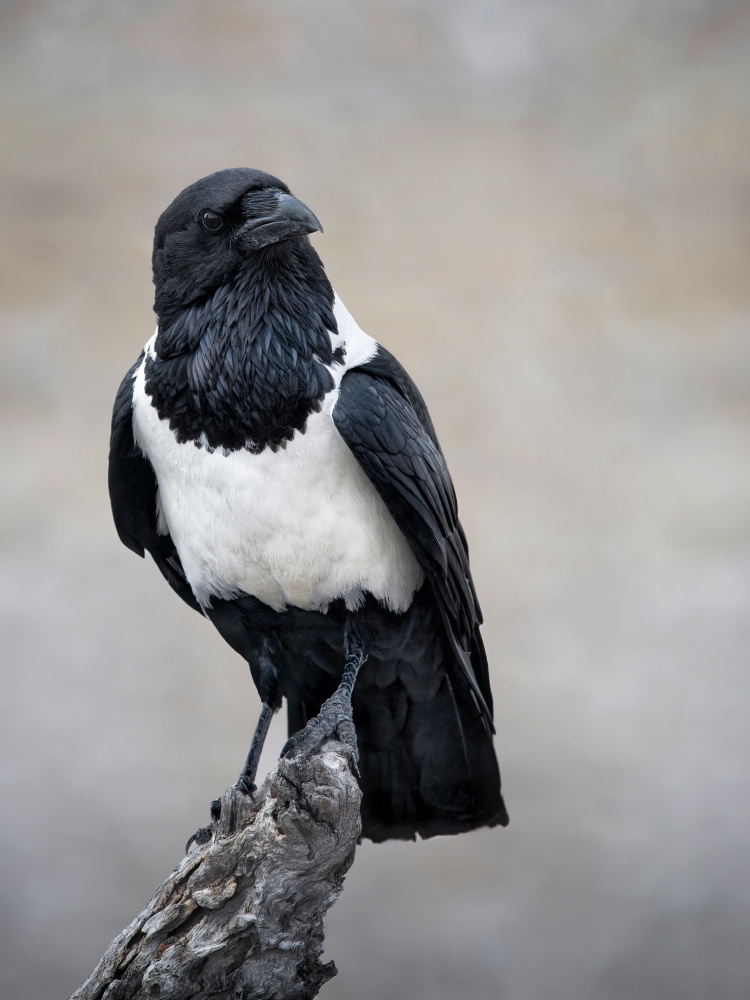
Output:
[[69, 741, 362, 1000]]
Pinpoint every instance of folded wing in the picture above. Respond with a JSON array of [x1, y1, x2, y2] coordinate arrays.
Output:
[[332, 348, 494, 733], [108, 357, 201, 613]]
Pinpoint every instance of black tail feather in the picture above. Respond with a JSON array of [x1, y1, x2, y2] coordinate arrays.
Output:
[[284, 591, 508, 842]]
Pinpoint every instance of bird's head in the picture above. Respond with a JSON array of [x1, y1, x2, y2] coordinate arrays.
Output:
[[152, 168, 323, 323]]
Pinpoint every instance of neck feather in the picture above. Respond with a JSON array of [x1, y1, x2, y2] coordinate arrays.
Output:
[[146, 240, 338, 454]]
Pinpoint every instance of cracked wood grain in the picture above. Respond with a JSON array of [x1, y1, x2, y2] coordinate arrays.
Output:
[[69, 741, 362, 1000]]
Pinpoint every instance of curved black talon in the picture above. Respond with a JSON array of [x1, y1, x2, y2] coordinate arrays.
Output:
[[185, 824, 213, 855], [234, 776, 257, 796], [184, 797, 224, 855]]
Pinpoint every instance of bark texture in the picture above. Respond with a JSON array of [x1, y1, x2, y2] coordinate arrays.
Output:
[[70, 741, 362, 1000]]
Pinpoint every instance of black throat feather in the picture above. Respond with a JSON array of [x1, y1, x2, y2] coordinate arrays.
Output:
[[145, 239, 338, 454]]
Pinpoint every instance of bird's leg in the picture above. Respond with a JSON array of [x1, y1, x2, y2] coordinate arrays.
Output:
[[281, 620, 368, 771], [235, 701, 274, 795], [231, 636, 281, 796], [185, 701, 276, 852]]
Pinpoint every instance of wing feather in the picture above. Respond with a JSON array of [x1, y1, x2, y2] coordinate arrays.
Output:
[[108, 356, 201, 614], [333, 349, 494, 730]]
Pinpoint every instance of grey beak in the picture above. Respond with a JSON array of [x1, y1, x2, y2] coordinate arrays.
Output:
[[240, 192, 323, 251]]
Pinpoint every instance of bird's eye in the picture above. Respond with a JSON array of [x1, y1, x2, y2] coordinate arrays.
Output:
[[200, 209, 224, 233]]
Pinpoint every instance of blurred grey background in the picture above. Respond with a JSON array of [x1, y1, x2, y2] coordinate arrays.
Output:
[[1, 1, 749, 997]]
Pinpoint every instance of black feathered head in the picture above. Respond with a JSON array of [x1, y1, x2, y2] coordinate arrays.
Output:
[[152, 168, 322, 323]]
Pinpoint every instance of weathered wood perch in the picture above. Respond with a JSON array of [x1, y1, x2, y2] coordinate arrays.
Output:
[[70, 741, 362, 1000]]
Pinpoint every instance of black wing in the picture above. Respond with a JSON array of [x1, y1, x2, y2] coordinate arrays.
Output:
[[333, 347, 494, 731], [108, 356, 201, 613]]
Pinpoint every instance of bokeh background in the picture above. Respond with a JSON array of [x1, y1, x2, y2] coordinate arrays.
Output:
[[2, 1, 749, 997]]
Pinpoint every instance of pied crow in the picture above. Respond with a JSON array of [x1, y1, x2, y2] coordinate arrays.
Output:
[[109, 168, 509, 841]]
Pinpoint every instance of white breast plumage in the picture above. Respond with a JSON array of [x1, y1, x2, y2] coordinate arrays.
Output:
[[131, 295, 424, 613]]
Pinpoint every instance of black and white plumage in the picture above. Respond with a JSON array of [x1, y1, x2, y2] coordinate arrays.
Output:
[[109, 168, 508, 841]]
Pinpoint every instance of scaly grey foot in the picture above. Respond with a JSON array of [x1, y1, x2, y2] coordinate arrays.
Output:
[[281, 688, 360, 773]]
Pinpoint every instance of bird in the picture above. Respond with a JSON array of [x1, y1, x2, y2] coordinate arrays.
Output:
[[108, 167, 509, 842]]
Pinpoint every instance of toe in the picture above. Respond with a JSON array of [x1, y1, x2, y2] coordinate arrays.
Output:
[[185, 825, 213, 854], [234, 777, 257, 796], [280, 697, 359, 765]]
